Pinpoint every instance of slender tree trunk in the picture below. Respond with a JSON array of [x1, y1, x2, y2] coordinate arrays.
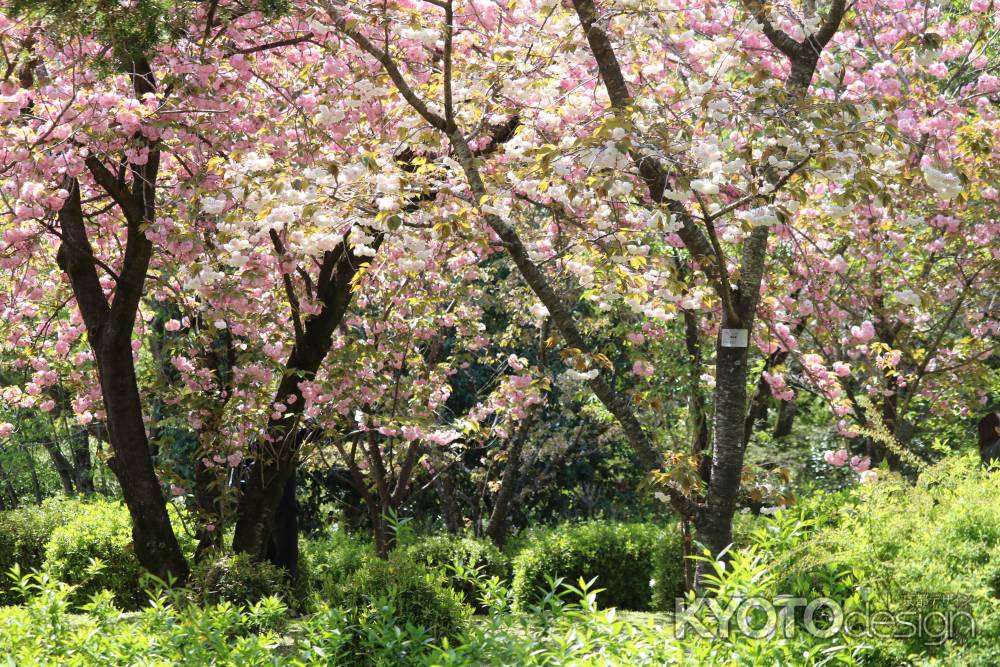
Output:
[[485, 408, 537, 548], [95, 438, 111, 496], [23, 446, 43, 505], [681, 309, 708, 587], [70, 428, 94, 495], [193, 452, 223, 561], [42, 441, 76, 495], [433, 471, 461, 534], [773, 395, 797, 439], [743, 374, 772, 449], [0, 458, 16, 509], [743, 322, 804, 448], [683, 309, 711, 482]]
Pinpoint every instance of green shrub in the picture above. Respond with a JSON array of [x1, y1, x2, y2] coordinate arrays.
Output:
[[650, 523, 686, 611], [778, 456, 1000, 665], [403, 534, 509, 609], [0, 566, 864, 666], [188, 553, 291, 606], [301, 529, 373, 601], [0, 571, 296, 665], [0, 498, 77, 605], [337, 551, 472, 640], [42, 500, 146, 609], [511, 520, 665, 611]]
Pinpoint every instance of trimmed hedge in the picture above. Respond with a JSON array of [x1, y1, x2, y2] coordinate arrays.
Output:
[[511, 520, 681, 611]]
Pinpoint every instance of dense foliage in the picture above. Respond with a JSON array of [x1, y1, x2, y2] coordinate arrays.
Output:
[[0, 0, 997, 663], [42, 500, 149, 610], [510, 520, 667, 611], [188, 552, 292, 607]]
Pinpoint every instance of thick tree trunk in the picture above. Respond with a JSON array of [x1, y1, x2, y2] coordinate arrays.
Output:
[[55, 97, 189, 583], [264, 471, 299, 578], [370, 499, 392, 559], [695, 340, 752, 559], [97, 345, 189, 582]]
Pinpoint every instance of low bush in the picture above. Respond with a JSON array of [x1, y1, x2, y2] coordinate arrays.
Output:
[[337, 551, 472, 641], [187, 552, 291, 606], [403, 534, 509, 609], [0, 571, 293, 665], [301, 529, 373, 601], [0, 566, 864, 666], [510, 520, 669, 611], [777, 455, 1000, 666], [42, 500, 146, 609], [0, 498, 77, 605]]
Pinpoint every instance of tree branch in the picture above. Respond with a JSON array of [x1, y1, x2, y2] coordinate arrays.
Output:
[[270, 229, 305, 348], [326, 3, 449, 131]]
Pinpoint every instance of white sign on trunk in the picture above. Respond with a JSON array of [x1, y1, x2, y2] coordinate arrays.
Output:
[[720, 329, 749, 348]]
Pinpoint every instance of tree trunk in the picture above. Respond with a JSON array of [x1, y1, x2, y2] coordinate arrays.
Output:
[[370, 503, 392, 559], [23, 446, 42, 505], [70, 428, 95, 495], [433, 471, 461, 534], [565, 0, 844, 591], [193, 453, 223, 561], [0, 458, 16, 509], [264, 471, 299, 578], [693, 227, 769, 586], [97, 344, 189, 582], [683, 309, 711, 483], [42, 441, 76, 495], [232, 238, 380, 564], [485, 408, 537, 548], [773, 395, 797, 439], [56, 148, 189, 584]]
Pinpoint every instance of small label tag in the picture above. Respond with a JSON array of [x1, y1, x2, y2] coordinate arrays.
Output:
[[720, 329, 748, 348]]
